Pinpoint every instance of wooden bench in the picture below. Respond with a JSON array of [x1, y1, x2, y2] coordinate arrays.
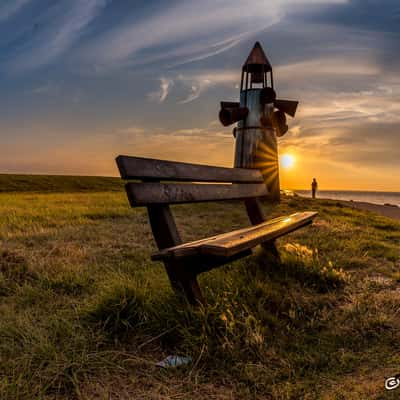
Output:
[[116, 155, 317, 305]]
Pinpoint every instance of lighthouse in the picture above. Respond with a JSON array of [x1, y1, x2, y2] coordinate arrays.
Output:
[[219, 42, 298, 201]]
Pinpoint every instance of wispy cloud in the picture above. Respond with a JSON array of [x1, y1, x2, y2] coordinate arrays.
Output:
[[79, 0, 346, 71], [79, 0, 287, 70], [179, 80, 211, 104], [166, 33, 251, 68], [3, 0, 348, 73], [147, 70, 239, 104], [9, 0, 107, 72], [177, 70, 238, 103], [147, 77, 174, 103], [278, 56, 380, 79]]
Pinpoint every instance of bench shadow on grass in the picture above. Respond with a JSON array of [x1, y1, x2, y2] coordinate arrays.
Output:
[[252, 245, 347, 292], [85, 245, 347, 347]]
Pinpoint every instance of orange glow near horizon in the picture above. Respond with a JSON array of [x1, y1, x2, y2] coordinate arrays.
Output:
[[1, 127, 398, 191]]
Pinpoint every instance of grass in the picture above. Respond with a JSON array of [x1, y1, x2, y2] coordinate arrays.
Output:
[[0, 176, 399, 399], [0, 174, 123, 193]]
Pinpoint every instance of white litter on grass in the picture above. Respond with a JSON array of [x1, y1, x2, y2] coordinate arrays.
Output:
[[156, 355, 192, 368]]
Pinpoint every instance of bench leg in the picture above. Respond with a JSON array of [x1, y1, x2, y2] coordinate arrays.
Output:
[[146, 204, 204, 305], [180, 274, 205, 306], [164, 260, 205, 305], [163, 261, 184, 291], [261, 240, 281, 264]]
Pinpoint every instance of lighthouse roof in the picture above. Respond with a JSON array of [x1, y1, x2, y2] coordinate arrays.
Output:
[[243, 42, 272, 72]]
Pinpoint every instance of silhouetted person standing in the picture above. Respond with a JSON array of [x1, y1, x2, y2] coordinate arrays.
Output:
[[311, 178, 318, 199]]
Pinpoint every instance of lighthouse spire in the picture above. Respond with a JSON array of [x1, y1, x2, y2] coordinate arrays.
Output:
[[243, 41, 272, 72]]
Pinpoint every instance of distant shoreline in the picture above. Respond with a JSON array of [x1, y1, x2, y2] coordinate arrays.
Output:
[[337, 200, 400, 221], [292, 189, 400, 220], [294, 193, 400, 220], [294, 189, 400, 211]]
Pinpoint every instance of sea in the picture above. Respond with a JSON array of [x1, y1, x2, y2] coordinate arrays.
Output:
[[294, 190, 400, 207]]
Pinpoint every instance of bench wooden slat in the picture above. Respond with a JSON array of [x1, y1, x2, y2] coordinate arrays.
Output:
[[202, 211, 317, 257], [152, 212, 317, 260], [116, 155, 264, 183], [152, 214, 292, 259], [125, 182, 269, 206]]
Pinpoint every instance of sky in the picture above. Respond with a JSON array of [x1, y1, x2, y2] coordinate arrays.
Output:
[[0, 0, 399, 190]]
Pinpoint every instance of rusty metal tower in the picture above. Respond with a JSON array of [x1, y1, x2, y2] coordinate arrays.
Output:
[[219, 42, 298, 201]]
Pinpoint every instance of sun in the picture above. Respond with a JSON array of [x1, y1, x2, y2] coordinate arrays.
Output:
[[280, 154, 295, 169]]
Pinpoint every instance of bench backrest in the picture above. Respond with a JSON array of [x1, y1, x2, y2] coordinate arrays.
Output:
[[116, 155, 269, 207]]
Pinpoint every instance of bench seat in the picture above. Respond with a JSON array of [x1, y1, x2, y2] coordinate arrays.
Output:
[[153, 211, 317, 260]]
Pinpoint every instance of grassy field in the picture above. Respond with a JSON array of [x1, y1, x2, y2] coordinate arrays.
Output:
[[0, 176, 399, 399], [0, 174, 123, 193]]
